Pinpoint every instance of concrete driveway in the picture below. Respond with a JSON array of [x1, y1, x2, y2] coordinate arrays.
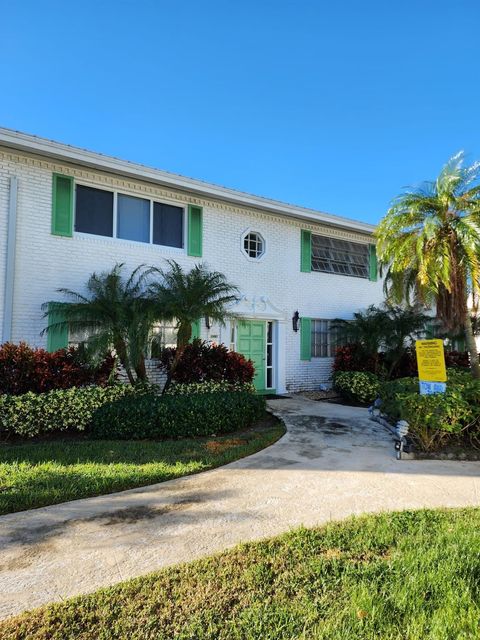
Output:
[[1, 396, 480, 619]]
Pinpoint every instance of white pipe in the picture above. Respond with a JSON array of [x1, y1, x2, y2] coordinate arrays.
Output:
[[3, 176, 18, 343]]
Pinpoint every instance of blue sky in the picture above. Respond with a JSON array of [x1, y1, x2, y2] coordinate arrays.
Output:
[[1, 1, 479, 224]]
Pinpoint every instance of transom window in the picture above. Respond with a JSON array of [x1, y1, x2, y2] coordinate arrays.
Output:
[[311, 235, 369, 278], [311, 319, 343, 358], [243, 231, 265, 259], [75, 184, 184, 248]]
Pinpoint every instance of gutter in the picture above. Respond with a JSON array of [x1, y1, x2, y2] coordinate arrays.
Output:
[[0, 127, 376, 235]]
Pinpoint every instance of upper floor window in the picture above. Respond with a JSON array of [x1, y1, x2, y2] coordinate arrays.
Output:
[[74, 184, 184, 248], [242, 231, 265, 259], [75, 185, 113, 237], [311, 234, 369, 278]]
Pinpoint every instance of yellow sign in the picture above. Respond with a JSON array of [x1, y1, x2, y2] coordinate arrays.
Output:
[[415, 339, 447, 382]]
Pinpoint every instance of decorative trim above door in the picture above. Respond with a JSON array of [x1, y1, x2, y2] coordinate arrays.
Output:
[[230, 294, 286, 320]]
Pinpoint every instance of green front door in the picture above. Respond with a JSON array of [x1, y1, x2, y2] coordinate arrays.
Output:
[[237, 320, 266, 391]]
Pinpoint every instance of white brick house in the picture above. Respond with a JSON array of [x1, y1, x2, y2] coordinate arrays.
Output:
[[0, 128, 384, 393]]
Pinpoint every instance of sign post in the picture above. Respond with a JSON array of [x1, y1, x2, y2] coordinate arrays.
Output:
[[415, 339, 447, 394]]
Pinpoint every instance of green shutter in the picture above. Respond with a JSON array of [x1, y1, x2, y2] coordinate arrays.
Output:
[[368, 244, 378, 282], [52, 173, 73, 237], [190, 319, 201, 342], [188, 205, 203, 257], [47, 303, 69, 352], [300, 317, 312, 361], [300, 230, 312, 272]]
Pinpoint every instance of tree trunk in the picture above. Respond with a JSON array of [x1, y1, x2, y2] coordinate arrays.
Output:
[[134, 354, 148, 382], [464, 310, 480, 379], [162, 322, 191, 394], [114, 339, 136, 385]]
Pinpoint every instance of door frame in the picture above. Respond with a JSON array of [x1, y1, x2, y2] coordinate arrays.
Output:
[[225, 294, 287, 394], [234, 318, 279, 394]]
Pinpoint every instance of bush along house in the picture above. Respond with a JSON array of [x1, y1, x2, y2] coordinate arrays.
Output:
[[0, 128, 384, 393]]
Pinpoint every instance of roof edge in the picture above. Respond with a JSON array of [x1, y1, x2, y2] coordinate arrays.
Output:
[[0, 127, 375, 235]]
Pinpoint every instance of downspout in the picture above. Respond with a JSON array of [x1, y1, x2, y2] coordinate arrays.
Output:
[[3, 176, 18, 343]]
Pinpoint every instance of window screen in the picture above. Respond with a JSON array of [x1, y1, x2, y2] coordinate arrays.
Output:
[[153, 203, 183, 248], [311, 235, 369, 278], [311, 319, 342, 357], [75, 185, 113, 237], [117, 194, 150, 243]]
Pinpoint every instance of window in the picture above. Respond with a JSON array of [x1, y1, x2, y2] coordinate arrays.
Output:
[[311, 235, 369, 278], [150, 322, 178, 358], [311, 319, 342, 358], [117, 194, 150, 243], [153, 202, 183, 248], [75, 185, 114, 237], [266, 321, 274, 388], [74, 184, 184, 248], [243, 231, 265, 259]]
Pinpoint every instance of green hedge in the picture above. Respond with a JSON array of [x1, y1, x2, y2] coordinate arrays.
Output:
[[90, 391, 266, 440], [333, 371, 381, 405], [0, 384, 145, 438], [380, 371, 480, 451], [166, 381, 255, 395]]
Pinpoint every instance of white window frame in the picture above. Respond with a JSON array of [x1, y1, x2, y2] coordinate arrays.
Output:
[[240, 227, 267, 262], [311, 319, 341, 359], [73, 180, 187, 252], [311, 234, 369, 279]]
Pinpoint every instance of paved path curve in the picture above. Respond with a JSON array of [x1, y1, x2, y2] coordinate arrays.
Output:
[[1, 396, 480, 619]]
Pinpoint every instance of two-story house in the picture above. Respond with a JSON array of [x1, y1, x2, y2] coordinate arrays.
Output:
[[0, 128, 384, 393]]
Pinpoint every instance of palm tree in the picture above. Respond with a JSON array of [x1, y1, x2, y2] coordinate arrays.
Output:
[[376, 152, 480, 378], [150, 261, 239, 390], [43, 264, 158, 384], [332, 304, 428, 377]]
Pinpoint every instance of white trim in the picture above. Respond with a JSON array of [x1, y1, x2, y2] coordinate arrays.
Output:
[[240, 227, 267, 262], [230, 294, 286, 320], [3, 176, 18, 343], [275, 320, 287, 394], [73, 179, 186, 252], [0, 127, 376, 234]]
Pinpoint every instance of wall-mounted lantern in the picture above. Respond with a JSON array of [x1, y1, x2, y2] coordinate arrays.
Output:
[[205, 316, 211, 329], [292, 310, 299, 332]]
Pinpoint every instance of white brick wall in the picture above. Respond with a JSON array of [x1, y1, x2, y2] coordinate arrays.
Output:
[[0, 148, 385, 391]]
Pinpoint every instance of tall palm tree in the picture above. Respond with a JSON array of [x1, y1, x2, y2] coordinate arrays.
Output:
[[150, 261, 239, 390], [376, 151, 480, 378], [43, 264, 158, 384]]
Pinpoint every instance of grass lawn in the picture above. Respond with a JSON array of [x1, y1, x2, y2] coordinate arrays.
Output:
[[1, 508, 479, 639], [0, 413, 284, 515]]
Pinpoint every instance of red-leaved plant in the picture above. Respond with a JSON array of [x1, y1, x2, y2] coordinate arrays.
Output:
[[159, 339, 254, 384], [0, 342, 117, 395]]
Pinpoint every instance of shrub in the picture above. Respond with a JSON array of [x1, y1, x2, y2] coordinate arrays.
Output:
[[333, 344, 378, 375], [0, 342, 116, 395], [380, 371, 480, 451], [0, 384, 145, 439], [91, 391, 266, 439], [334, 343, 470, 380], [333, 371, 381, 405], [445, 350, 469, 369], [166, 381, 256, 395], [159, 340, 254, 384]]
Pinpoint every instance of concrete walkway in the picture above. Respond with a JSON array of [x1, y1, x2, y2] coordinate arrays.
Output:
[[1, 396, 480, 619]]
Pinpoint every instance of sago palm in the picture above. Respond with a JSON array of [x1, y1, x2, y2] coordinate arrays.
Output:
[[150, 261, 239, 390], [43, 263, 158, 384], [376, 151, 480, 378]]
